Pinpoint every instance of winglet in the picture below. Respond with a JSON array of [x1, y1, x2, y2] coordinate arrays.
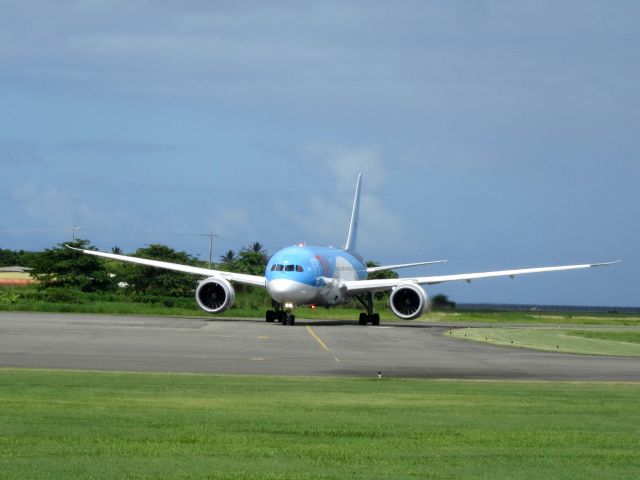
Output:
[[344, 173, 363, 252]]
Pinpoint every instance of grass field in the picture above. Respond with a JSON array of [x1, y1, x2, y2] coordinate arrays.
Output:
[[568, 330, 640, 344], [449, 327, 640, 357], [429, 310, 640, 326], [1, 285, 639, 326], [1, 369, 639, 479]]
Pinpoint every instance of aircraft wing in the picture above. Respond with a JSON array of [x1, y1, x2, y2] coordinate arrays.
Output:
[[66, 246, 266, 287], [342, 261, 620, 294], [366, 259, 447, 273]]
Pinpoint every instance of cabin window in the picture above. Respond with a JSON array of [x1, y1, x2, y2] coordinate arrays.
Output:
[[285, 264, 295, 272], [270, 265, 276, 271], [275, 264, 284, 271], [296, 265, 304, 272]]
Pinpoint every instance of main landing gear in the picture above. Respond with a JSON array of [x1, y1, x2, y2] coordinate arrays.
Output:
[[355, 293, 380, 326], [265, 302, 296, 326]]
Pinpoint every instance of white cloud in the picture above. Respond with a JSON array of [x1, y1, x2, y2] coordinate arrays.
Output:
[[204, 205, 254, 241], [306, 144, 386, 192], [10, 182, 137, 244], [13, 182, 92, 227], [273, 196, 350, 247], [272, 145, 409, 256]]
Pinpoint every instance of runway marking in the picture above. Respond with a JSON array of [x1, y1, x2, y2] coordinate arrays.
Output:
[[306, 326, 330, 351], [250, 357, 265, 362], [258, 336, 269, 340]]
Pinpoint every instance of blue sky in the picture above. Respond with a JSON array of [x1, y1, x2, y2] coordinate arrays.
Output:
[[1, 1, 638, 306]]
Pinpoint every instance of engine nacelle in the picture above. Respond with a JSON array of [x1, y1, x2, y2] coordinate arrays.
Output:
[[195, 277, 235, 314], [389, 282, 429, 320]]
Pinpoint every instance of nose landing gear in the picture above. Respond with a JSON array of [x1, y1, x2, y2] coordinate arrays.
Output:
[[265, 302, 296, 326]]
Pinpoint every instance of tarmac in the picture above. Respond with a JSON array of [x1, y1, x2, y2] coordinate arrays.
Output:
[[1, 312, 639, 381]]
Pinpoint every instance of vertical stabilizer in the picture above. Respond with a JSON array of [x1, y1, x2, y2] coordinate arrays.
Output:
[[344, 173, 363, 252]]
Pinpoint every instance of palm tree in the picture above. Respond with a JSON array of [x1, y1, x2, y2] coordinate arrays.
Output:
[[249, 241, 265, 254], [219, 249, 236, 264], [111, 246, 122, 254]]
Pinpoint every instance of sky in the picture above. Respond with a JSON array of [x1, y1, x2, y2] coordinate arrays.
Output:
[[1, 1, 638, 306]]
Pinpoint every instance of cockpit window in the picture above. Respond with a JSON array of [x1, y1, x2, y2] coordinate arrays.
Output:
[[271, 263, 304, 273]]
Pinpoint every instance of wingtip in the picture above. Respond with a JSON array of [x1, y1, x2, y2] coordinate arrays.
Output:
[[592, 260, 622, 267]]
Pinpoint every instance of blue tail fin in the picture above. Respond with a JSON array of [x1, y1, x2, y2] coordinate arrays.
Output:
[[344, 173, 363, 252]]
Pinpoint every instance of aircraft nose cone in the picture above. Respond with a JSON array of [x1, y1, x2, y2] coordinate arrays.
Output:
[[266, 279, 315, 305], [266, 279, 296, 302]]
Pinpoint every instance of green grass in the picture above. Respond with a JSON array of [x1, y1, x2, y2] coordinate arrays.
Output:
[[567, 330, 640, 344], [1, 285, 638, 326], [449, 327, 640, 357], [0, 285, 396, 320], [429, 310, 640, 326], [1, 369, 639, 479]]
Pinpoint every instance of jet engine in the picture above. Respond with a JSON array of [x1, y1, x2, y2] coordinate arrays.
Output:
[[389, 283, 429, 320], [195, 277, 235, 314]]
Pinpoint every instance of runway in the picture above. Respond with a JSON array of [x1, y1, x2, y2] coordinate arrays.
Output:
[[1, 312, 639, 381]]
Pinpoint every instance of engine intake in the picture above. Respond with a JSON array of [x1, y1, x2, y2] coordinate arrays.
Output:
[[389, 283, 429, 320], [195, 277, 235, 314]]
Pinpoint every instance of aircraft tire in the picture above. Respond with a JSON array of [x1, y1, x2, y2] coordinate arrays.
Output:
[[289, 315, 296, 326], [266, 310, 275, 322], [371, 313, 380, 326], [358, 313, 368, 325], [277, 311, 285, 323]]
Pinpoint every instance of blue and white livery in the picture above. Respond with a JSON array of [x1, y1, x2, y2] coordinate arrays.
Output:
[[69, 174, 619, 326]]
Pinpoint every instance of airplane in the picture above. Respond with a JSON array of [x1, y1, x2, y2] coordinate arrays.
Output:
[[67, 174, 619, 326]]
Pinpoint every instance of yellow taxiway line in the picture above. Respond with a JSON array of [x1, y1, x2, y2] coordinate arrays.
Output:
[[306, 325, 340, 362]]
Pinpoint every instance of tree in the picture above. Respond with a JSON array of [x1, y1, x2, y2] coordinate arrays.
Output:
[[0, 248, 20, 266], [219, 249, 236, 265], [29, 239, 114, 292], [431, 294, 456, 311], [119, 244, 198, 297], [234, 247, 268, 276], [249, 241, 266, 254], [0, 248, 41, 268], [366, 261, 399, 300], [111, 246, 122, 254], [366, 261, 399, 281]]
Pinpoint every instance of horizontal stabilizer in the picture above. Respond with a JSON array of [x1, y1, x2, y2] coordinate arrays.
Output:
[[367, 260, 447, 273]]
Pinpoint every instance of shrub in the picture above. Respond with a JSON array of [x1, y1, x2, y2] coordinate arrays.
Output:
[[41, 288, 84, 304]]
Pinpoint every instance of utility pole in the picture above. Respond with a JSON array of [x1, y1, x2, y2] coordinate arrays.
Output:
[[71, 225, 79, 242], [205, 232, 218, 269]]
